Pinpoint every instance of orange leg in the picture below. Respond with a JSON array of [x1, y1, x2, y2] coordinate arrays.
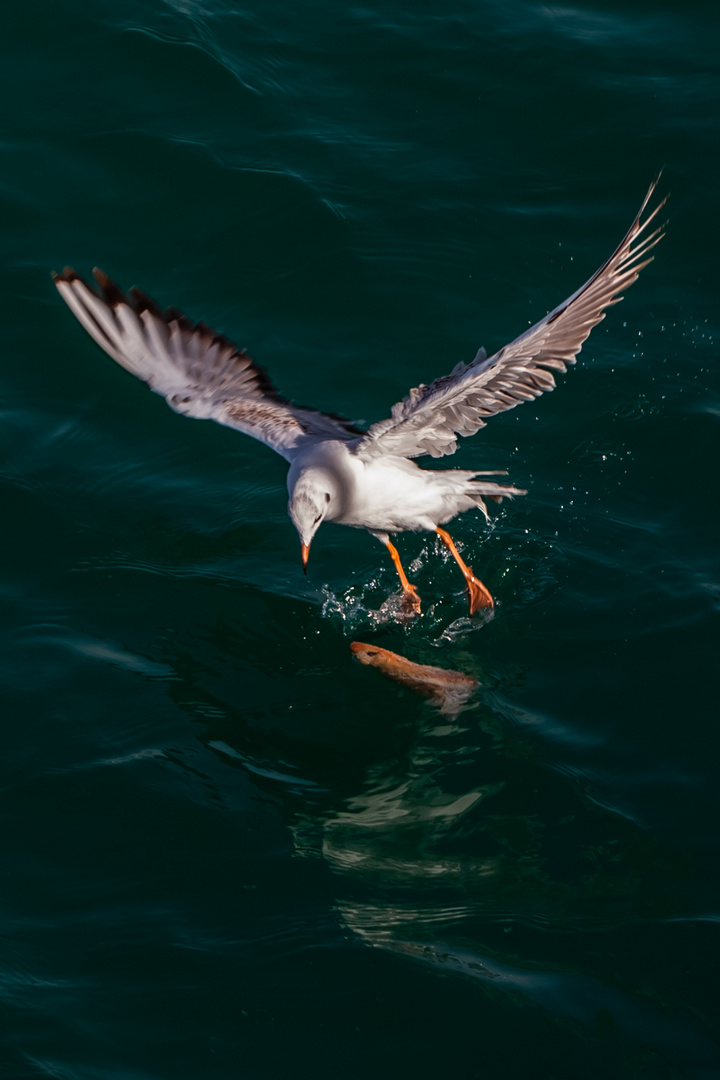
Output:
[[436, 528, 493, 614], [383, 538, 421, 614]]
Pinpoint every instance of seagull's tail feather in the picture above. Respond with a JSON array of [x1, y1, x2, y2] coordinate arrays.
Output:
[[466, 470, 526, 501], [440, 469, 526, 522], [467, 479, 526, 519]]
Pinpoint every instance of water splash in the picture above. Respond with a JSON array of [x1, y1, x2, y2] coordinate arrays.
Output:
[[320, 580, 434, 629]]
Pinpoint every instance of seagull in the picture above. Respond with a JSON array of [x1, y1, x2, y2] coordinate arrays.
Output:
[[53, 178, 665, 616]]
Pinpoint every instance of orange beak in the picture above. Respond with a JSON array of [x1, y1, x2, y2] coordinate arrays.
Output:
[[301, 542, 310, 574]]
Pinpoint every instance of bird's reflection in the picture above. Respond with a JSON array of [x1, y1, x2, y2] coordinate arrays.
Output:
[[132, 613, 712, 1072]]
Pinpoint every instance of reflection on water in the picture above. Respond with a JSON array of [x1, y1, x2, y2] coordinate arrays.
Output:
[[136, 615, 717, 1074], [285, 699, 685, 926], [284, 700, 715, 1073], [203, 714, 718, 1074]]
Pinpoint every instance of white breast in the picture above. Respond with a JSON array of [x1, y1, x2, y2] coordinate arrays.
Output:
[[332, 455, 443, 533]]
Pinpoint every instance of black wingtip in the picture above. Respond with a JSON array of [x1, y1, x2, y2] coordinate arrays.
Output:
[[92, 267, 126, 307], [128, 285, 164, 318], [52, 266, 81, 284], [163, 305, 196, 333]]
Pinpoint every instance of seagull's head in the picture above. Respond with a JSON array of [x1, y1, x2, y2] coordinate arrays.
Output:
[[288, 477, 333, 573]]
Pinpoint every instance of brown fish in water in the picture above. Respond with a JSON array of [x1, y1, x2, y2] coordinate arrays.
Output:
[[350, 641, 478, 715]]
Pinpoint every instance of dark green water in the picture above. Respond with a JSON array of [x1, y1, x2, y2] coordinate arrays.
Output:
[[2, 2, 719, 1077]]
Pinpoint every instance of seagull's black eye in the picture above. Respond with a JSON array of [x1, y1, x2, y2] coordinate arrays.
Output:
[[325, 493, 331, 503]]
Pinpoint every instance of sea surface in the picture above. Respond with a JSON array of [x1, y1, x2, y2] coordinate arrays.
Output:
[[2, 2, 719, 1077]]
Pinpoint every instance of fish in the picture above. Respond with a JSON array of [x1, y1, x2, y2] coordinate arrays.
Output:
[[350, 641, 478, 714]]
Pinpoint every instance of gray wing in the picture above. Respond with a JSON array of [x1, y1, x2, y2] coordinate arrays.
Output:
[[53, 268, 361, 462], [357, 177, 666, 460]]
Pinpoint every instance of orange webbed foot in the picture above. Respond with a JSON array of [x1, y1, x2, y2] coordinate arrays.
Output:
[[436, 527, 494, 615], [465, 574, 494, 615], [399, 584, 422, 616]]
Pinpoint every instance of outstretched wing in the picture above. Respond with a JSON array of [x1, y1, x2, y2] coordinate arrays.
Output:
[[357, 177, 666, 460], [53, 268, 361, 461]]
